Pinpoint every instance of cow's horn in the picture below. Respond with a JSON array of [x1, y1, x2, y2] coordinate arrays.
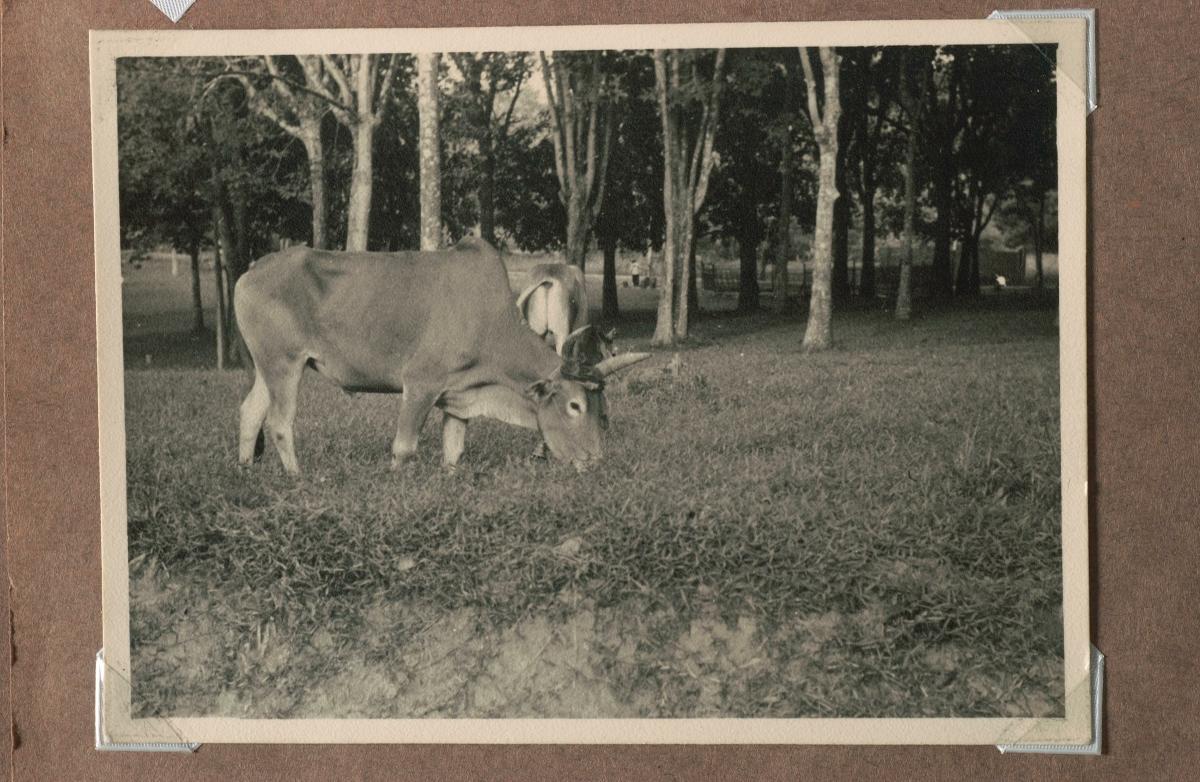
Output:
[[561, 324, 593, 352], [595, 352, 651, 377], [566, 326, 595, 343]]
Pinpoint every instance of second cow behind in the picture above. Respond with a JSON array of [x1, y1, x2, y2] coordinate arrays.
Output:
[[516, 263, 614, 364]]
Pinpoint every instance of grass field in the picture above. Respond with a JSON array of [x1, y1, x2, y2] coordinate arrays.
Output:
[[123, 253, 1064, 719]]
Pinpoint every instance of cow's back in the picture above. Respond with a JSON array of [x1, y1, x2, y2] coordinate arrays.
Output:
[[236, 238, 519, 385]]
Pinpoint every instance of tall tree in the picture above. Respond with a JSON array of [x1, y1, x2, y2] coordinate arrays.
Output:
[[799, 47, 841, 352], [225, 56, 331, 249], [950, 48, 1005, 297], [491, 124, 565, 252], [704, 51, 789, 314], [923, 49, 963, 300], [448, 53, 529, 246], [120, 57, 309, 363], [844, 48, 897, 299], [830, 105, 853, 303], [652, 48, 727, 345], [417, 53, 443, 250], [772, 123, 795, 314], [592, 52, 661, 321], [949, 46, 1055, 297], [296, 54, 399, 251], [118, 59, 213, 333], [894, 50, 929, 321], [539, 51, 616, 270]]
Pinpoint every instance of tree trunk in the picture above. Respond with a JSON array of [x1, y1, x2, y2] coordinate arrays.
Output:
[[652, 52, 678, 347], [1034, 189, 1046, 290], [346, 121, 375, 251], [686, 240, 699, 315], [212, 210, 226, 359], [541, 52, 614, 274], [300, 119, 327, 250], [565, 194, 589, 270], [860, 187, 877, 298], [232, 195, 249, 273], [803, 140, 838, 350], [955, 234, 971, 295], [831, 190, 850, 302], [417, 53, 442, 251], [930, 157, 954, 300], [895, 122, 917, 321], [737, 233, 760, 312], [217, 184, 250, 365], [652, 48, 725, 345], [479, 133, 497, 246], [831, 113, 852, 303], [189, 240, 204, 333], [673, 214, 695, 338], [773, 135, 793, 314], [601, 235, 619, 320], [212, 238, 226, 371], [955, 232, 981, 297], [653, 215, 677, 345], [800, 48, 840, 351]]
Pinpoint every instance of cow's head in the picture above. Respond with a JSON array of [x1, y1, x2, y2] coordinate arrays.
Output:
[[526, 329, 649, 469]]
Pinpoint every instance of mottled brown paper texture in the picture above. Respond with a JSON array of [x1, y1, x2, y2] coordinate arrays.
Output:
[[4, 1, 1199, 779]]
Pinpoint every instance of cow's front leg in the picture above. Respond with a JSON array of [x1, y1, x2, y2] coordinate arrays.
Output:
[[442, 414, 467, 468], [391, 386, 438, 469]]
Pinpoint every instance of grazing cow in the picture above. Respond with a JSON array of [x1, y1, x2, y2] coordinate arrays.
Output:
[[516, 263, 590, 356], [234, 237, 649, 475]]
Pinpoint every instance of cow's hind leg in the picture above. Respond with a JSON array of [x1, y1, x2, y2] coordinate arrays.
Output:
[[391, 384, 439, 469], [263, 357, 306, 475], [442, 413, 467, 468], [238, 369, 270, 465]]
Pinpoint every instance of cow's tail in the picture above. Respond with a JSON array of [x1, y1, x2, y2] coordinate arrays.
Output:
[[230, 279, 257, 380], [234, 328, 255, 379], [515, 278, 553, 322]]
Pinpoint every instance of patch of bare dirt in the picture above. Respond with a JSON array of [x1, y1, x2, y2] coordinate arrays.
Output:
[[131, 572, 1063, 719]]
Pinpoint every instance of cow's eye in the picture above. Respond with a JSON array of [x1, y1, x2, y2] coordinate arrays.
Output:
[[567, 400, 584, 417]]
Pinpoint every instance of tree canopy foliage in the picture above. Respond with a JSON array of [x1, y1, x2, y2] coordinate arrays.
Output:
[[118, 43, 1059, 352]]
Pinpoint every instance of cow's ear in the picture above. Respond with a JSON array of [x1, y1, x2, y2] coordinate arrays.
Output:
[[525, 378, 555, 402]]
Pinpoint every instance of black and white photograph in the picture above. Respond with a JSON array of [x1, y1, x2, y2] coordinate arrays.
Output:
[[92, 21, 1090, 744]]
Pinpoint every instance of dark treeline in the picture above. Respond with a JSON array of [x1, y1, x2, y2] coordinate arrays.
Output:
[[117, 45, 1057, 359]]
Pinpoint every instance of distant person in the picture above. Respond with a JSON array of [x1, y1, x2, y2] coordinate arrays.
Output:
[[630, 257, 641, 288]]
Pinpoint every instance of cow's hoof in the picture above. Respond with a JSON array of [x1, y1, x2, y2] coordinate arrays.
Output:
[[390, 453, 416, 471]]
